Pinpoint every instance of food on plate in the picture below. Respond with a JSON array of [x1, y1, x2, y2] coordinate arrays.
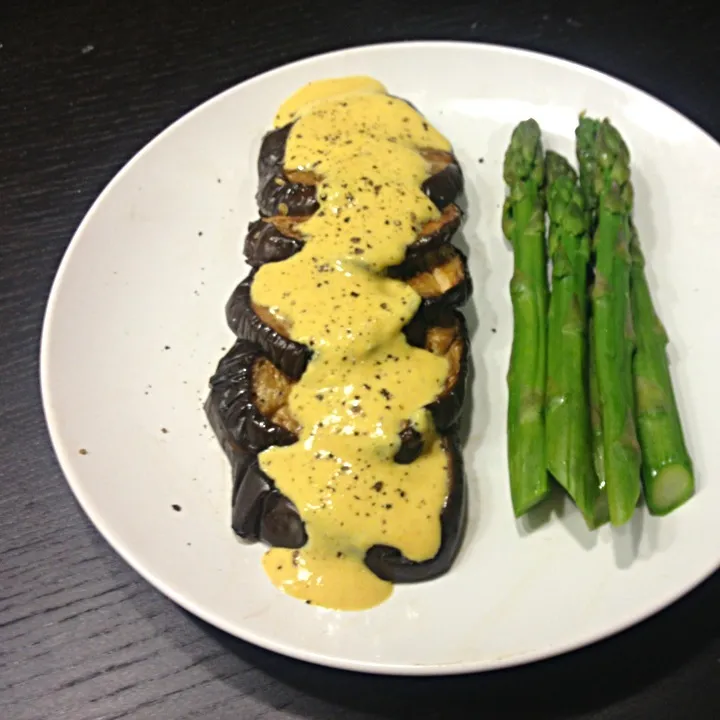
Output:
[[579, 118, 695, 518], [225, 272, 312, 380], [501, 119, 550, 516], [254, 123, 463, 218], [544, 151, 607, 529], [502, 115, 694, 527], [628, 210, 695, 514], [244, 202, 463, 274], [588, 316, 607, 507], [576, 117, 642, 526], [206, 76, 472, 610], [207, 307, 469, 467]]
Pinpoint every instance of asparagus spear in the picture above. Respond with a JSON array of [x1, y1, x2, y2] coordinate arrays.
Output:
[[588, 316, 610, 526], [575, 117, 642, 526], [544, 151, 605, 528], [629, 225, 695, 514], [502, 119, 550, 516]]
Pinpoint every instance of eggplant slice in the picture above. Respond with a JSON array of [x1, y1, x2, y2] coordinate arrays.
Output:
[[208, 337, 427, 465], [364, 433, 466, 583], [205, 339, 300, 457], [243, 215, 306, 268], [243, 203, 463, 270], [211, 106, 471, 588], [232, 456, 308, 547], [221, 315, 467, 543], [226, 272, 312, 380], [256, 124, 463, 217], [404, 308, 470, 432], [389, 244, 472, 315], [402, 204, 463, 270], [232, 433, 465, 580]]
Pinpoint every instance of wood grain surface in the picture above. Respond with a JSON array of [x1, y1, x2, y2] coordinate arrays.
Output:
[[1, 1, 719, 718]]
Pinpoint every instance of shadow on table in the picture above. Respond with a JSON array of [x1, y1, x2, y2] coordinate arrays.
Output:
[[187, 571, 720, 719]]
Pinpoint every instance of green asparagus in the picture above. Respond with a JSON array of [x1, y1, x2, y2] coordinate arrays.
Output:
[[588, 317, 610, 527], [629, 225, 695, 514], [502, 119, 550, 516], [544, 151, 606, 528], [575, 117, 642, 526]]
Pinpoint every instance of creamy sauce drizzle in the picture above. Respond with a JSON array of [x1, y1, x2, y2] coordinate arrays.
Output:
[[252, 77, 453, 610]]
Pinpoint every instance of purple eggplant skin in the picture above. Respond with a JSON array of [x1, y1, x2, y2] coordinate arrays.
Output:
[[257, 123, 291, 181], [364, 433, 466, 583], [256, 174, 319, 218], [225, 272, 312, 381], [403, 309, 470, 432], [243, 217, 304, 268], [256, 124, 318, 217], [205, 340, 298, 457], [421, 160, 463, 211], [402, 204, 463, 267], [394, 424, 424, 464], [231, 456, 308, 547]]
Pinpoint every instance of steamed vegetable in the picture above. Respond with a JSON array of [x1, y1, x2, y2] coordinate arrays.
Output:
[[576, 117, 642, 526], [502, 119, 550, 516], [544, 151, 605, 528], [629, 224, 695, 514]]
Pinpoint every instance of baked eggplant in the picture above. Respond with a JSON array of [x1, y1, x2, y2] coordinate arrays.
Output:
[[404, 308, 470, 432], [417, 148, 464, 212], [225, 272, 312, 380], [389, 244, 472, 315], [402, 203, 463, 271], [207, 339, 425, 471], [394, 422, 424, 465], [243, 215, 305, 268], [256, 124, 463, 217], [231, 433, 465, 581], [364, 433, 466, 583], [205, 339, 300, 457], [242, 203, 463, 270], [208, 80, 473, 607], [232, 455, 308, 547]]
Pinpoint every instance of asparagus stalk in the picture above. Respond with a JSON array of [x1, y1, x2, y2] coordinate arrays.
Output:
[[629, 225, 695, 514], [575, 117, 642, 526], [588, 316, 610, 527], [544, 151, 605, 528], [502, 119, 550, 516]]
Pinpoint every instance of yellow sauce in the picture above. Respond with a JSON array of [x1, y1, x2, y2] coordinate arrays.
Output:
[[252, 77, 455, 611]]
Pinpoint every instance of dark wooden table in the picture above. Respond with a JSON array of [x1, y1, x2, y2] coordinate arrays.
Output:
[[2, 1, 719, 718]]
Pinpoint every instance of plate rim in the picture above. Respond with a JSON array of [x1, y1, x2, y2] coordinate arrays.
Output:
[[40, 39, 720, 676]]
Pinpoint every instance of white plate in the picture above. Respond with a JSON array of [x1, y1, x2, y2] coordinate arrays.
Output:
[[41, 41, 720, 675]]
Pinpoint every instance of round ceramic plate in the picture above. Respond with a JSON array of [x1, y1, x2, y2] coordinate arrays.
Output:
[[41, 41, 720, 675]]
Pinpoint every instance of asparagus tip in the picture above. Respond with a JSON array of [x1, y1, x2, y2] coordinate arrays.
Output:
[[503, 119, 544, 187], [544, 150, 577, 186]]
